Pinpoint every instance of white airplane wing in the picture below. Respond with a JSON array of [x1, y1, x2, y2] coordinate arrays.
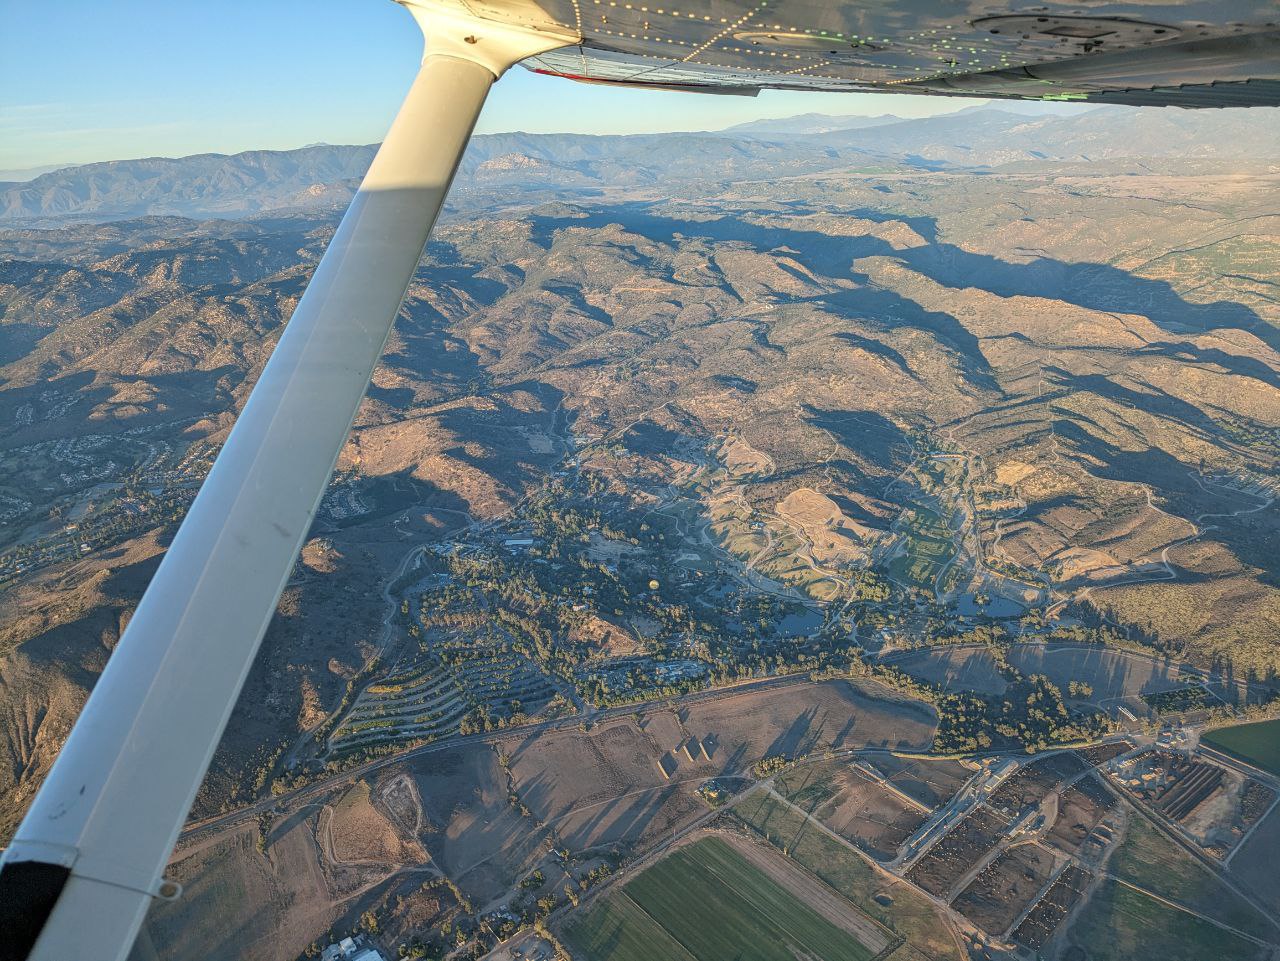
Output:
[[495, 0, 1280, 106]]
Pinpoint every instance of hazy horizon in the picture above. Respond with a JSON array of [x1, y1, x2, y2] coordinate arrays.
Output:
[[0, 97, 1109, 181]]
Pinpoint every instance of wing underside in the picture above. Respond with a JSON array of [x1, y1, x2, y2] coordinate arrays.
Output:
[[413, 0, 1280, 107]]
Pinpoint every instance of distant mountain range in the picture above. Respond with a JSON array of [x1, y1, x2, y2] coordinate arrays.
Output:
[[0, 163, 74, 184], [714, 99, 1095, 137], [2, 106, 1277, 224], [718, 112, 906, 136]]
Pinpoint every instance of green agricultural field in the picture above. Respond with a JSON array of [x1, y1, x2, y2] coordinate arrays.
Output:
[[564, 889, 696, 961], [734, 791, 964, 961], [1065, 879, 1266, 961], [563, 836, 878, 961], [1204, 718, 1280, 778], [1106, 814, 1277, 940]]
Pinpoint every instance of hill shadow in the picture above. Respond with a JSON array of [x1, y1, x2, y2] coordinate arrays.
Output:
[[622, 419, 689, 457], [430, 380, 567, 496], [822, 286, 998, 389], [829, 330, 915, 377], [901, 244, 1280, 354], [1051, 421, 1277, 584], [1044, 366, 1215, 434], [803, 407, 913, 486], [527, 201, 1277, 360]]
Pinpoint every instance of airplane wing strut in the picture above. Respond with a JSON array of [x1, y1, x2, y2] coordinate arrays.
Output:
[[0, 12, 572, 961]]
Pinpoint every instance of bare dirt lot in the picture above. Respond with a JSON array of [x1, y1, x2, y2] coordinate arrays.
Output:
[[680, 677, 938, 768], [404, 746, 548, 905], [327, 779, 424, 864], [776, 487, 876, 566], [505, 714, 709, 854], [638, 708, 687, 754], [819, 776, 925, 862], [952, 841, 1057, 935], [500, 679, 934, 860], [1045, 773, 1117, 856], [860, 754, 973, 809]]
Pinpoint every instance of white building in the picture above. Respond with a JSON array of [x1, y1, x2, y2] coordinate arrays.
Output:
[[320, 936, 386, 961]]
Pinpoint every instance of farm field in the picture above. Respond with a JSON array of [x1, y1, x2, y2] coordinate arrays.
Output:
[[774, 760, 926, 860], [1204, 718, 1280, 777], [1105, 813, 1277, 940], [678, 677, 939, 763], [1230, 806, 1280, 918], [859, 754, 973, 809], [562, 835, 881, 961], [1064, 879, 1268, 961], [734, 790, 964, 961], [884, 644, 1252, 717]]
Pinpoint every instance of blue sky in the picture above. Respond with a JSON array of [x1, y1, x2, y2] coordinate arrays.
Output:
[[2, 0, 1007, 173]]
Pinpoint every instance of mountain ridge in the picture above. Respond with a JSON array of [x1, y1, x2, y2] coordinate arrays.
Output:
[[6, 105, 1279, 225]]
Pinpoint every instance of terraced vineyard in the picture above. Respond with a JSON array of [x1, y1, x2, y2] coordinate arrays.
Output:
[[329, 650, 557, 752]]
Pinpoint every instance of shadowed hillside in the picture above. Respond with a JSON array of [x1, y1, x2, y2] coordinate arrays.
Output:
[[1, 110, 1277, 892]]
